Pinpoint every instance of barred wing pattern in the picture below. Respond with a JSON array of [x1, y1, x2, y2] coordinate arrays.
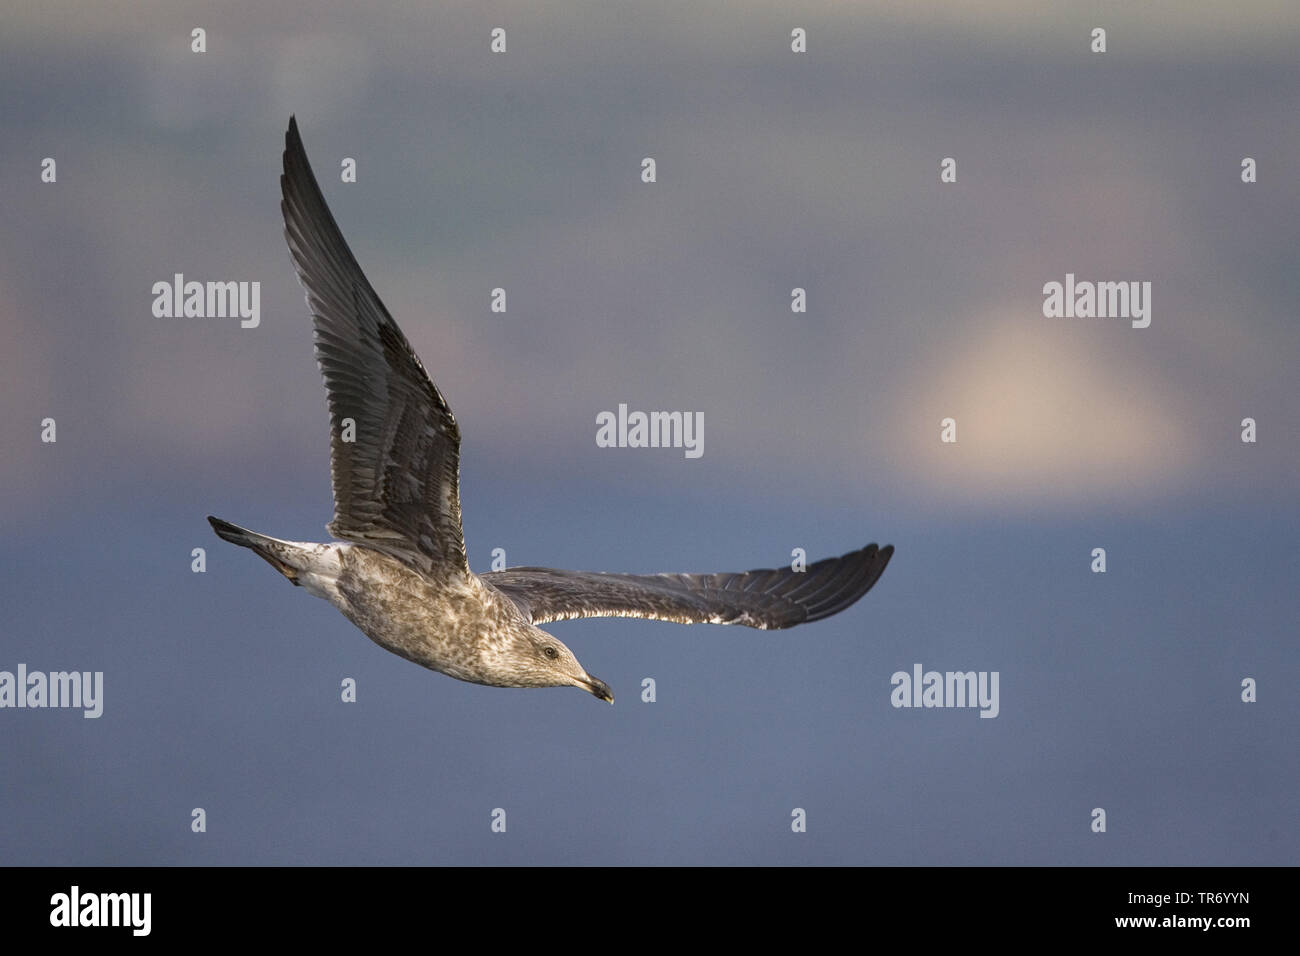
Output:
[[482, 544, 893, 630]]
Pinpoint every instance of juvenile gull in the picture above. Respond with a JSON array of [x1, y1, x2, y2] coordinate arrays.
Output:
[[208, 117, 894, 705]]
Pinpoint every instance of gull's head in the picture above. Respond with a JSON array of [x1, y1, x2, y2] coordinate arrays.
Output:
[[506, 626, 614, 704]]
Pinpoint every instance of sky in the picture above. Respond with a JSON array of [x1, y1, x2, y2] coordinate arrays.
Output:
[[1, 1, 1297, 864]]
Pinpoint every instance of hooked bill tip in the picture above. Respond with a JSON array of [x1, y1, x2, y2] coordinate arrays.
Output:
[[582, 674, 614, 705]]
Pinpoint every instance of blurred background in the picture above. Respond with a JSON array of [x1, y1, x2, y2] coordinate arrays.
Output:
[[1, 0, 1296, 864]]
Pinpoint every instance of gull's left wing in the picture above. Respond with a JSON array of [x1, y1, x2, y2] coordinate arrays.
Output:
[[281, 116, 468, 577]]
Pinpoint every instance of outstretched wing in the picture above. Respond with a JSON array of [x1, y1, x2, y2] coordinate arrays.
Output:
[[280, 116, 467, 576], [482, 544, 893, 630]]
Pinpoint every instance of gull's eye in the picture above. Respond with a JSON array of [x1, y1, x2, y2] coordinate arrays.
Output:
[[542, 645, 559, 660]]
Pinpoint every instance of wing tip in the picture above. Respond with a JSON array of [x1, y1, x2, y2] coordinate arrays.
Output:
[[791, 540, 894, 625], [853, 540, 894, 597], [285, 115, 303, 155]]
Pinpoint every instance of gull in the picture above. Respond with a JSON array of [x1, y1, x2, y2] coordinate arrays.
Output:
[[208, 117, 894, 705]]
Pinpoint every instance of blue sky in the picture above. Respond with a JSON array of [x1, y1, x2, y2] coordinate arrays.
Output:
[[1, 1, 1297, 864]]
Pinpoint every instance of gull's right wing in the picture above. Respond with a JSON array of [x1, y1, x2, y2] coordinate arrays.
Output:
[[482, 544, 894, 629]]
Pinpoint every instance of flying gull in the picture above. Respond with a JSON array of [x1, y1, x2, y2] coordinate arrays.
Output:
[[208, 116, 894, 705]]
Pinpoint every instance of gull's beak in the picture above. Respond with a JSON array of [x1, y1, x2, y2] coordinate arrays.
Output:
[[579, 674, 615, 704]]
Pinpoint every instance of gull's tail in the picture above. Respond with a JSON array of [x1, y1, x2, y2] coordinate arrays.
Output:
[[207, 515, 304, 585]]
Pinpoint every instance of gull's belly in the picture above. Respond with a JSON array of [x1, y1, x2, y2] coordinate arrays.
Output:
[[329, 548, 511, 682]]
